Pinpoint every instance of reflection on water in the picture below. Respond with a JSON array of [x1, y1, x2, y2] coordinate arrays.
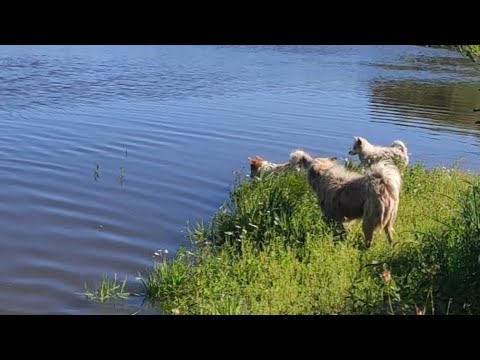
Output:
[[0, 45, 479, 314], [369, 80, 480, 136]]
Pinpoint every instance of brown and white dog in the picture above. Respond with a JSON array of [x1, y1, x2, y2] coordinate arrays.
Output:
[[248, 151, 306, 178], [348, 137, 409, 167], [292, 150, 402, 248]]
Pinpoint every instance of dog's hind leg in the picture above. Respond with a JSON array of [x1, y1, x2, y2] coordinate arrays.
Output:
[[362, 215, 382, 249], [385, 226, 394, 245], [384, 209, 398, 245], [362, 198, 385, 248], [362, 220, 375, 248]]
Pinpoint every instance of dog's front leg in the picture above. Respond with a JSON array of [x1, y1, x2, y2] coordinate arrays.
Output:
[[323, 216, 348, 240]]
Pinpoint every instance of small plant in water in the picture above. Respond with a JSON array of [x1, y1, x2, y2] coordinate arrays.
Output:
[[84, 273, 130, 302], [118, 167, 126, 185], [94, 164, 100, 181]]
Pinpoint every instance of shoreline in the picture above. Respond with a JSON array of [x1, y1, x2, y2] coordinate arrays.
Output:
[[89, 162, 480, 315]]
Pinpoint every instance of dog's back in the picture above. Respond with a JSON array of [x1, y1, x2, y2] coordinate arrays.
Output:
[[307, 161, 366, 223], [365, 145, 408, 167]]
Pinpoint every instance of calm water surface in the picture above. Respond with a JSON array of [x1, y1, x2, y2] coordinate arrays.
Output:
[[0, 45, 479, 314]]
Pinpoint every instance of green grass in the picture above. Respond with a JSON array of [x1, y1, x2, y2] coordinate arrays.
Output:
[[84, 273, 131, 302], [457, 45, 480, 62], [132, 162, 480, 315], [450, 45, 480, 63], [427, 45, 480, 63]]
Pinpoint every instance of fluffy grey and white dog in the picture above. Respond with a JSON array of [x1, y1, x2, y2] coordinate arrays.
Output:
[[348, 137, 409, 167], [292, 150, 402, 248]]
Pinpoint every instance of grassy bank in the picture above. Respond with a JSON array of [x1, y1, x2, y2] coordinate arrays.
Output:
[[428, 45, 480, 63], [457, 45, 480, 62], [131, 162, 480, 315]]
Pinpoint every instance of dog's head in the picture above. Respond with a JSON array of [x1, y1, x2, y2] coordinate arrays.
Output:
[[248, 156, 266, 178], [311, 157, 338, 172], [349, 136, 366, 155]]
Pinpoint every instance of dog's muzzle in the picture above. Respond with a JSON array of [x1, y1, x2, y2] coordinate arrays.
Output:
[[348, 150, 354, 155]]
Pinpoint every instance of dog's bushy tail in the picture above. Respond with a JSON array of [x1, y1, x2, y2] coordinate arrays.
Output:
[[391, 140, 409, 165], [370, 161, 402, 199], [391, 140, 407, 152], [364, 161, 402, 242], [289, 149, 315, 169]]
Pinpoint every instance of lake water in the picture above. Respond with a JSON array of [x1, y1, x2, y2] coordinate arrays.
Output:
[[0, 45, 479, 314]]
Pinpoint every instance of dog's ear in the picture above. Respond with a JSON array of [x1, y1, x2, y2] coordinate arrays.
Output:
[[330, 157, 337, 162], [249, 156, 264, 164], [355, 137, 362, 145]]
